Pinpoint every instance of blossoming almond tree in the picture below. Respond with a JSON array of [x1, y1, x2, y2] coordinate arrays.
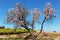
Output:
[[31, 8, 40, 31], [24, 8, 40, 40], [40, 2, 56, 33], [5, 3, 30, 30]]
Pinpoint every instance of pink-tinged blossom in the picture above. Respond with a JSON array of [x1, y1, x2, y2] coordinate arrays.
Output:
[[44, 2, 56, 20], [33, 8, 40, 22], [5, 3, 25, 25]]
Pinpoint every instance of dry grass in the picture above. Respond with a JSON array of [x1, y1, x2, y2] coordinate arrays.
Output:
[[0, 31, 60, 40]]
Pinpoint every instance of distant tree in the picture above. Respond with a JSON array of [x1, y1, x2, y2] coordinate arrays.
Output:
[[53, 31, 56, 33], [0, 26, 5, 29], [5, 3, 30, 30]]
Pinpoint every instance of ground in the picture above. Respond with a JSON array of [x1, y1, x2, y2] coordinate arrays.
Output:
[[0, 31, 60, 40]]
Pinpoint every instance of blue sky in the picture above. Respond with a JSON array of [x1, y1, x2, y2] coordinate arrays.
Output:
[[0, 0, 60, 32]]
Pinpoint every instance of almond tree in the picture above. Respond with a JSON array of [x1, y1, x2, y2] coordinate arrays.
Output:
[[31, 8, 40, 32], [31, 8, 40, 39], [5, 3, 30, 30], [24, 8, 40, 40], [40, 2, 56, 33]]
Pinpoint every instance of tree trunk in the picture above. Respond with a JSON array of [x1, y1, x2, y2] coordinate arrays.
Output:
[[24, 19, 35, 40], [21, 13, 30, 31], [21, 25, 30, 31], [40, 17, 46, 33], [31, 19, 35, 40]]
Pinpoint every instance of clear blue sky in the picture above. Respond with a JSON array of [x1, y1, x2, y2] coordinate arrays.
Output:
[[0, 0, 60, 32]]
